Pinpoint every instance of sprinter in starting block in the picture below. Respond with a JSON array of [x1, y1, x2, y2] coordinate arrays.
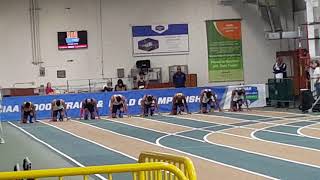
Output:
[[21, 102, 36, 123], [80, 98, 100, 120], [51, 99, 67, 121], [230, 88, 249, 112], [171, 93, 190, 115], [141, 95, 158, 116], [110, 94, 128, 118], [200, 89, 221, 113]]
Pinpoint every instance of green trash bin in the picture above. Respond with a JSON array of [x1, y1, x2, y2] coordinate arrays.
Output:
[[268, 78, 294, 104]]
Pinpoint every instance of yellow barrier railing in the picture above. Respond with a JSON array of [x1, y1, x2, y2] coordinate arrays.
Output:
[[0, 162, 188, 180], [139, 152, 197, 180]]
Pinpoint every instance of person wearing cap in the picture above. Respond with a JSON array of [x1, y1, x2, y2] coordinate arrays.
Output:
[[109, 94, 128, 118], [80, 98, 100, 120], [21, 102, 36, 123]]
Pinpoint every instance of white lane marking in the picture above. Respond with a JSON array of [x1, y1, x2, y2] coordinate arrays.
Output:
[[8, 122, 107, 180]]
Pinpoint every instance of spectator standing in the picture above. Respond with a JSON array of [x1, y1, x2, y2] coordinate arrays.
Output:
[[173, 66, 186, 88], [312, 61, 320, 96], [273, 57, 287, 79], [114, 79, 127, 91], [272, 57, 288, 108], [45, 82, 55, 95]]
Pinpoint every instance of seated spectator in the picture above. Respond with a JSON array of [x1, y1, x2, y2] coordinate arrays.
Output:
[[102, 81, 113, 92], [115, 79, 127, 91], [45, 82, 55, 95], [137, 72, 147, 89]]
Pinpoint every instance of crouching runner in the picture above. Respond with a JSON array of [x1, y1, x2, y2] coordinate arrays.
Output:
[[230, 88, 249, 112], [141, 95, 158, 116], [51, 99, 67, 121], [110, 94, 128, 118], [200, 89, 222, 113], [171, 93, 190, 115], [81, 98, 100, 120], [21, 102, 36, 123]]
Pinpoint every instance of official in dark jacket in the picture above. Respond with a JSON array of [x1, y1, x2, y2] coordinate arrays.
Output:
[[273, 57, 287, 79], [173, 66, 186, 88]]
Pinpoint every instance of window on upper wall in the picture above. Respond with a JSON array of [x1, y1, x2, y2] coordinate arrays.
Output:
[[312, 2, 320, 57], [315, 27, 320, 57], [314, 6, 320, 22]]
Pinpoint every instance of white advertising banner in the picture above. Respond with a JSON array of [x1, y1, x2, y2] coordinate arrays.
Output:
[[223, 84, 267, 110]]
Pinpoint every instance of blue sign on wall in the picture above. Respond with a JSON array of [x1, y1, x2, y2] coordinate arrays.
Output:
[[132, 23, 189, 56], [0, 87, 229, 121]]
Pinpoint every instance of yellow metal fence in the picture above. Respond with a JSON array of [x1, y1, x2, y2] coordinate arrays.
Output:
[[0, 152, 197, 180], [139, 152, 197, 180]]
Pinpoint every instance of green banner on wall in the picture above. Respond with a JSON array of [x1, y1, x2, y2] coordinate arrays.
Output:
[[206, 19, 244, 82]]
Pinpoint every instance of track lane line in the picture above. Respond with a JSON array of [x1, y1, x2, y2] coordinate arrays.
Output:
[[8, 121, 107, 180]]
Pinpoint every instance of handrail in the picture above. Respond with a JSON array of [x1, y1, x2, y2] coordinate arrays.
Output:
[[139, 152, 197, 180], [12, 82, 35, 88], [0, 162, 188, 180]]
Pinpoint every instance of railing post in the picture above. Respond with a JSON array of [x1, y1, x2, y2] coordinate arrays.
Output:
[[67, 80, 69, 93], [139, 171, 146, 180]]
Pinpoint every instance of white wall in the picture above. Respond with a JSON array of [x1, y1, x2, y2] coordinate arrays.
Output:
[[0, 0, 295, 88], [0, 0, 38, 87], [38, 0, 101, 86]]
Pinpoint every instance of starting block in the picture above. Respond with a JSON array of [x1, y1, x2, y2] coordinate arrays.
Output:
[[14, 157, 32, 171], [23, 157, 32, 171], [14, 157, 34, 180]]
